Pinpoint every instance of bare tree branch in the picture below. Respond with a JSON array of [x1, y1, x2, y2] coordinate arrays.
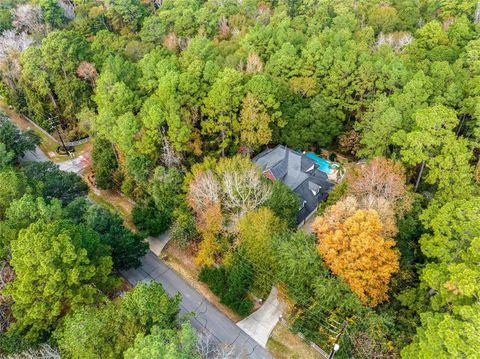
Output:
[[12, 4, 46, 35], [188, 170, 221, 212]]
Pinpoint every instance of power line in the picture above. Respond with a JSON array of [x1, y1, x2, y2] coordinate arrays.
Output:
[[199, 246, 351, 354]]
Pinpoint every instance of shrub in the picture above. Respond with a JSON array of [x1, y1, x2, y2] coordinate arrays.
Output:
[[317, 180, 347, 215], [198, 251, 254, 317], [132, 200, 169, 236], [198, 266, 227, 295], [170, 210, 199, 248]]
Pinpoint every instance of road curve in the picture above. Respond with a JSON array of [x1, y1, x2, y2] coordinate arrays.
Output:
[[15, 123, 273, 358], [122, 252, 273, 359]]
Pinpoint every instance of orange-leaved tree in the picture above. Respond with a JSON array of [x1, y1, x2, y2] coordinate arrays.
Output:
[[313, 204, 399, 307]]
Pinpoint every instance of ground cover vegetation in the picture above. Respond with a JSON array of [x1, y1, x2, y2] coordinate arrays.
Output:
[[0, 0, 479, 357]]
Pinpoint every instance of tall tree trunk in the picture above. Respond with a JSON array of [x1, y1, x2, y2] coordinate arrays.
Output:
[[414, 160, 426, 192], [474, 1, 480, 24], [221, 127, 225, 157], [456, 114, 466, 137], [48, 90, 58, 109]]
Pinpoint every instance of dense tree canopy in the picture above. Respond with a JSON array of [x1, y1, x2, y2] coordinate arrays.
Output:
[[6, 220, 114, 341], [1, 0, 480, 357], [85, 205, 148, 270], [0, 113, 39, 164], [55, 282, 184, 358], [21, 161, 88, 205], [314, 206, 400, 307]]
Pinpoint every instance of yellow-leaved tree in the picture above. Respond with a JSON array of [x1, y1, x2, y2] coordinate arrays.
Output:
[[193, 203, 225, 267], [237, 207, 286, 294], [313, 206, 399, 307]]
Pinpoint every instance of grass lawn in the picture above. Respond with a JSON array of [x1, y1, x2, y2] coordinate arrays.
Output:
[[88, 190, 136, 231], [267, 323, 324, 359], [0, 99, 88, 163]]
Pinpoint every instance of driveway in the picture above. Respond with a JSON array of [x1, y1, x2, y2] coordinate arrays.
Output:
[[58, 153, 91, 174], [121, 252, 273, 359], [237, 287, 285, 348], [148, 232, 171, 256], [15, 121, 274, 358]]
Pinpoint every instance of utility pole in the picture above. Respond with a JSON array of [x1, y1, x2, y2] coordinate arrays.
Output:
[[327, 321, 348, 359], [49, 115, 70, 156]]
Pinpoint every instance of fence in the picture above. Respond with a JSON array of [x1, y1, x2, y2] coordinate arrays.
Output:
[[65, 136, 90, 147], [279, 318, 330, 358], [20, 112, 90, 147]]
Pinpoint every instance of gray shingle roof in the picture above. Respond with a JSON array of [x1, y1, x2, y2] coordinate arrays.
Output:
[[254, 145, 335, 224]]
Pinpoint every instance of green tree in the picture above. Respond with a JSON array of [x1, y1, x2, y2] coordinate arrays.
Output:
[[93, 55, 140, 152], [0, 194, 64, 258], [92, 138, 118, 190], [124, 323, 199, 359], [419, 198, 480, 310], [265, 43, 299, 78], [132, 199, 169, 236], [20, 30, 91, 130], [39, 0, 66, 28], [55, 282, 182, 358], [281, 96, 343, 149], [239, 93, 273, 151], [402, 196, 480, 358], [356, 96, 403, 158], [148, 166, 184, 228], [0, 6, 12, 32], [0, 169, 27, 219], [199, 250, 254, 316], [170, 209, 199, 248], [238, 208, 286, 294], [64, 197, 90, 223], [106, 0, 147, 32], [276, 231, 327, 306], [202, 68, 244, 155], [85, 205, 148, 270], [402, 307, 480, 359], [120, 281, 181, 331], [21, 161, 88, 205], [55, 302, 133, 359], [393, 105, 474, 199], [264, 181, 299, 228], [0, 143, 14, 169], [0, 113, 40, 163], [6, 220, 114, 341]]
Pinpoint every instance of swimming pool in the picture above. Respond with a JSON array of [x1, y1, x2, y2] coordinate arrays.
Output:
[[305, 152, 333, 174]]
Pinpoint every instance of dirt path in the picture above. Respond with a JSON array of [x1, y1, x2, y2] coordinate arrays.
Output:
[[83, 168, 136, 229]]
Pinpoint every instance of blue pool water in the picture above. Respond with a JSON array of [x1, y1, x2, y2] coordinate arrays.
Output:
[[305, 152, 333, 174]]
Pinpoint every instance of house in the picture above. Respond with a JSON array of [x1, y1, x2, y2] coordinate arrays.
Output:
[[253, 145, 335, 225]]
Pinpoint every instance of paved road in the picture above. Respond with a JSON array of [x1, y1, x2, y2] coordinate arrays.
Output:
[[122, 252, 273, 359], [15, 121, 274, 358], [58, 153, 91, 174], [22, 146, 48, 162]]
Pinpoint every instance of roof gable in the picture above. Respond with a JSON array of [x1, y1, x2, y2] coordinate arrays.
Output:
[[254, 145, 336, 224]]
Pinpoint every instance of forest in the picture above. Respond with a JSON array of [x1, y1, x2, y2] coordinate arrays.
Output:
[[0, 0, 479, 358]]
